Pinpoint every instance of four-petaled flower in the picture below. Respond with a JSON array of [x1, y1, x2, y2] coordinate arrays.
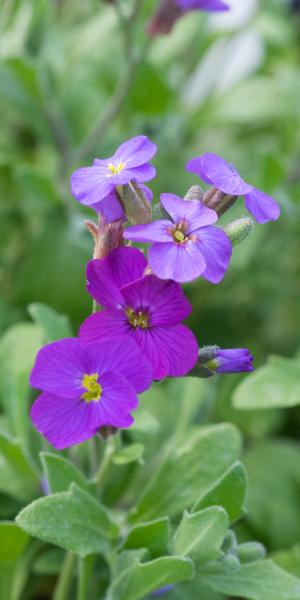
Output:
[[186, 153, 280, 224], [208, 348, 254, 373], [79, 246, 199, 380], [70, 135, 157, 218], [30, 336, 153, 449], [124, 194, 232, 283]]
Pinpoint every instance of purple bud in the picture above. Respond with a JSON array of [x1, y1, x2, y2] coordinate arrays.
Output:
[[212, 348, 254, 373]]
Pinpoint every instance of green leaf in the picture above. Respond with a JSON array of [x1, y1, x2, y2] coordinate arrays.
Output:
[[0, 323, 43, 445], [0, 522, 29, 565], [33, 548, 65, 575], [233, 355, 300, 409], [243, 440, 300, 549], [173, 507, 228, 566], [129, 63, 171, 115], [113, 444, 144, 466], [28, 303, 72, 342], [0, 432, 38, 501], [107, 552, 194, 600], [272, 544, 300, 578], [131, 424, 241, 523], [40, 452, 90, 494], [200, 559, 300, 600], [16, 483, 119, 557], [193, 462, 247, 523], [123, 517, 170, 558]]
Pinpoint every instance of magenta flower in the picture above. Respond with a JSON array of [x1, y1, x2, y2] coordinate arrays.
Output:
[[79, 246, 198, 380], [70, 135, 157, 214], [147, 0, 229, 36], [186, 153, 280, 224], [30, 336, 153, 449], [206, 348, 254, 373], [123, 194, 232, 284]]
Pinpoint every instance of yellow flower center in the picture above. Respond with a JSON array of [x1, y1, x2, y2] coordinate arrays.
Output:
[[81, 373, 102, 403], [126, 307, 149, 329], [173, 230, 185, 242], [107, 162, 125, 176]]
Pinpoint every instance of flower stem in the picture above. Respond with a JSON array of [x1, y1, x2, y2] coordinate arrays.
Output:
[[76, 556, 94, 600], [53, 552, 76, 600], [94, 435, 118, 495]]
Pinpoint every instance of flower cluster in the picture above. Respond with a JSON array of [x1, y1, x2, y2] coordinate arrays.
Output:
[[29, 135, 279, 449]]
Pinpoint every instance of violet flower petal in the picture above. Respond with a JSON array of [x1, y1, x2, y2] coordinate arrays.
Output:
[[142, 324, 199, 379], [113, 135, 157, 168], [195, 226, 232, 284], [120, 275, 192, 325], [86, 247, 147, 309], [244, 187, 280, 223], [148, 240, 206, 282], [160, 193, 217, 228], [124, 220, 173, 243], [186, 154, 252, 195], [178, 0, 229, 11], [70, 167, 113, 205]]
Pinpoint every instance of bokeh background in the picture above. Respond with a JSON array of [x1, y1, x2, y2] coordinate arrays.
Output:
[[1, 0, 300, 585]]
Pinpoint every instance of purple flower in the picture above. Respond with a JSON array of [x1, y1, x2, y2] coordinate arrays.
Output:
[[178, 0, 229, 11], [147, 0, 229, 36], [186, 153, 280, 224], [79, 246, 198, 380], [70, 136, 157, 215], [123, 194, 232, 284], [30, 336, 153, 449], [210, 348, 254, 373]]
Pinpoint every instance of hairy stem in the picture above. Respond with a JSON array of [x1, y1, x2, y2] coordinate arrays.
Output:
[[53, 552, 76, 600]]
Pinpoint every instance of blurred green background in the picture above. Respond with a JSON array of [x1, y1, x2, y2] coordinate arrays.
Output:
[[1, 0, 300, 582]]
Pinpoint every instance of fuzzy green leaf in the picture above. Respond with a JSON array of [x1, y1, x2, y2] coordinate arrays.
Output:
[[40, 452, 90, 494], [16, 483, 119, 557], [123, 517, 170, 558], [174, 507, 228, 566], [0, 522, 29, 565]]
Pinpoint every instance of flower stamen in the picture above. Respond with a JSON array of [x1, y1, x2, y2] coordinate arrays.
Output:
[[81, 373, 102, 403], [126, 307, 149, 329], [107, 162, 125, 176]]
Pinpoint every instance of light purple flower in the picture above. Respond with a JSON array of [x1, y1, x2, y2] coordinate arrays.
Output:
[[147, 0, 229, 36], [186, 153, 280, 224], [178, 0, 229, 11], [70, 136, 157, 213], [79, 246, 199, 380], [152, 585, 174, 596], [30, 336, 153, 449], [210, 348, 254, 373], [123, 194, 232, 284]]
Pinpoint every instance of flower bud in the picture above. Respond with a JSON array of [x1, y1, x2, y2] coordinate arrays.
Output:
[[222, 530, 237, 553], [224, 216, 255, 247], [119, 182, 152, 225], [184, 185, 204, 202], [147, 0, 182, 36], [236, 542, 266, 564], [85, 217, 123, 259]]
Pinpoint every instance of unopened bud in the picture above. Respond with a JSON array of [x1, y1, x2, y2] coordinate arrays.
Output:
[[236, 542, 266, 564], [147, 0, 182, 36], [85, 217, 123, 259], [222, 530, 237, 553], [224, 216, 255, 247], [119, 182, 152, 225], [187, 345, 218, 378], [221, 554, 240, 573], [184, 185, 204, 202]]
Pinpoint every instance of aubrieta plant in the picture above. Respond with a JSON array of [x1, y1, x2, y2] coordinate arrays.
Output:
[[15, 131, 300, 600]]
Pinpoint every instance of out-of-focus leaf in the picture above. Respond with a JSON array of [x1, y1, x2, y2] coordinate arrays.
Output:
[[113, 444, 144, 466], [129, 63, 171, 115], [16, 483, 119, 557], [244, 440, 300, 549], [200, 559, 300, 600], [173, 507, 228, 566], [33, 548, 65, 575], [272, 544, 300, 578], [0, 323, 43, 445], [233, 355, 300, 409], [0, 432, 38, 502], [123, 517, 170, 558], [28, 303, 72, 343], [0, 522, 29, 565], [40, 452, 90, 494], [193, 461, 247, 523], [130, 424, 241, 522]]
